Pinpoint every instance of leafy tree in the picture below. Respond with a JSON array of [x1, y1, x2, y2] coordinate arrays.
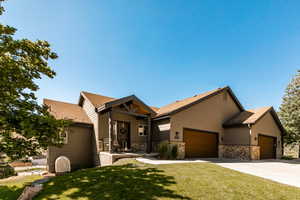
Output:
[[0, 0, 70, 161], [278, 70, 300, 145]]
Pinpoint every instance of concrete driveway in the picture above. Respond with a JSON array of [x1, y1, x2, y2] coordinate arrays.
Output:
[[214, 159, 300, 188], [137, 158, 300, 188]]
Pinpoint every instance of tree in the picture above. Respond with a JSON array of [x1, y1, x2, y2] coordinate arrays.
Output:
[[278, 70, 300, 145], [0, 0, 70, 161]]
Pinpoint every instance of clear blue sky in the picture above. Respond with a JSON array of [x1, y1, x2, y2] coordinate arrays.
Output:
[[1, 0, 299, 109]]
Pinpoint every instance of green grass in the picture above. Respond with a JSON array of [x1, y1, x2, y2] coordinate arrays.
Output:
[[0, 175, 42, 200], [34, 159, 300, 200]]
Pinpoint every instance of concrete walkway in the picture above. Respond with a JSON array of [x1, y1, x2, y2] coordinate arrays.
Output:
[[215, 159, 300, 188], [136, 158, 300, 188]]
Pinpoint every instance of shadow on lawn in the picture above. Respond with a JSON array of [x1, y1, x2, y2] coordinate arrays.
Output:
[[35, 164, 191, 200], [0, 185, 22, 200]]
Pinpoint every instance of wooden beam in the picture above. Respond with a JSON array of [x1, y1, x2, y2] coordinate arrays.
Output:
[[122, 103, 130, 112], [112, 109, 148, 118]]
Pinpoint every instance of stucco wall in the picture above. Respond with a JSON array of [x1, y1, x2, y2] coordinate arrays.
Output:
[[251, 112, 282, 158], [47, 125, 93, 173], [223, 126, 250, 145], [170, 91, 241, 144], [82, 98, 99, 165]]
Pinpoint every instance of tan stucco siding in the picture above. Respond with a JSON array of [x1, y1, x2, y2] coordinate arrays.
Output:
[[82, 99, 99, 164], [82, 99, 97, 124], [170, 91, 241, 143], [223, 127, 250, 145], [251, 112, 282, 158], [47, 125, 93, 173]]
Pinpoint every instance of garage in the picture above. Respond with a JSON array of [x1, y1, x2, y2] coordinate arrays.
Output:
[[258, 135, 276, 159], [183, 129, 218, 158]]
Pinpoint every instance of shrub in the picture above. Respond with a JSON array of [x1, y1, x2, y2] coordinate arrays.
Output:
[[158, 142, 169, 159], [170, 145, 178, 159], [0, 164, 16, 179], [281, 155, 294, 160], [158, 142, 178, 160]]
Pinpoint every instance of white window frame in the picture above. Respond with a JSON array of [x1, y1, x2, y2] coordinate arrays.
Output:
[[138, 124, 148, 136]]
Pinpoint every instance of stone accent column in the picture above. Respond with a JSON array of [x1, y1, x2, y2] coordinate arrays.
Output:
[[250, 146, 260, 160]]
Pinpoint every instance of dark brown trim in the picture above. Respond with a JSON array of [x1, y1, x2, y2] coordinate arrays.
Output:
[[112, 109, 148, 118], [223, 123, 249, 128], [183, 127, 219, 135], [258, 134, 277, 159], [73, 122, 93, 128], [153, 115, 170, 121], [183, 128, 219, 158]]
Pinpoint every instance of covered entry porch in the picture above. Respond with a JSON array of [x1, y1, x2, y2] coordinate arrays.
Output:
[[97, 95, 156, 154]]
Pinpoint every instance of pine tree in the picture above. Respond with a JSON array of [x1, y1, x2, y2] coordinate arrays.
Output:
[[279, 70, 300, 145]]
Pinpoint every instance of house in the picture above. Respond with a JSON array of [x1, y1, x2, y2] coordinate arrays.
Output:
[[44, 86, 284, 172]]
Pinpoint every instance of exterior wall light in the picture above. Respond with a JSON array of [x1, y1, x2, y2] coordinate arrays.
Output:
[[174, 132, 180, 139]]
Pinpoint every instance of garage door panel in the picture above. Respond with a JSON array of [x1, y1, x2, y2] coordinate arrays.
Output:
[[184, 129, 218, 158], [258, 135, 276, 159]]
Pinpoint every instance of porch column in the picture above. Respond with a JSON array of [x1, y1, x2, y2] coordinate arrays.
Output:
[[108, 110, 114, 153], [147, 115, 152, 153]]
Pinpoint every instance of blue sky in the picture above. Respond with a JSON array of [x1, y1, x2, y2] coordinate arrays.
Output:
[[1, 0, 299, 109]]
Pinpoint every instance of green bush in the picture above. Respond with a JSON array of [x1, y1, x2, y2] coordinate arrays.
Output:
[[281, 155, 294, 160], [0, 164, 16, 179], [170, 145, 178, 159], [158, 142, 178, 160], [158, 142, 169, 159]]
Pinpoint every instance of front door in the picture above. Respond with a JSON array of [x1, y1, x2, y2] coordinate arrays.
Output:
[[116, 121, 130, 150]]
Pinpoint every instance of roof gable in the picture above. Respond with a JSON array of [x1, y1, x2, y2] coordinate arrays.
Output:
[[79, 91, 115, 108], [44, 99, 92, 125], [156, 86, 244, 118], [97, 95, 156, 115], [224, 106, 285, 133]]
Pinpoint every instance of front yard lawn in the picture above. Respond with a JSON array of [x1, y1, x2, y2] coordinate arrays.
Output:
[[34, 159, 300, 200], [0, 175, 42, 200]]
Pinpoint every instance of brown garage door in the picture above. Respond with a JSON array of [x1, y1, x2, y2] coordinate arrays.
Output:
[[258, 135, 276, 159], [183, 129, 218, 158]]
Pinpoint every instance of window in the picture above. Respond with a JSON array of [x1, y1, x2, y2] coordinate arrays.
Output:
[[60, 129, 68, 144], [138, 125, 148, 136]]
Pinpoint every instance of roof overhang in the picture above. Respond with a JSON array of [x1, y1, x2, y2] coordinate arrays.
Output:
[[155, 86, 244, 119], [223, 107, 286, 135], [96, 95, 156, 115]]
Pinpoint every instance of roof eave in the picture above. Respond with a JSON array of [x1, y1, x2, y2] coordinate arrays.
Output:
[[168, 86, 244, 116], [96, 95, 156, 115]]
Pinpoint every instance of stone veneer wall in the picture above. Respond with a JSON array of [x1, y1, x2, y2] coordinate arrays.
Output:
[[131, 143, 146, 152], [219, 145, 260, 160], [250, 146, 260, 160]]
